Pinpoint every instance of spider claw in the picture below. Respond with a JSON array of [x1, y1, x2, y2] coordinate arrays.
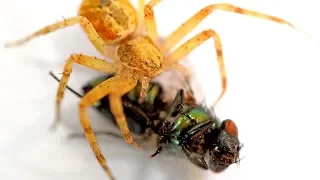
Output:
[[123, 133, 143, 150], [49, 111, 61, 132]]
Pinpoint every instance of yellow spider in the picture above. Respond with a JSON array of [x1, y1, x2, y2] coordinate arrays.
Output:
[[4, 0, 310, 179]]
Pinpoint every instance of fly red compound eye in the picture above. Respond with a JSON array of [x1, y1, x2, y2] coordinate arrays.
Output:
[[224, 119, 238, 137]]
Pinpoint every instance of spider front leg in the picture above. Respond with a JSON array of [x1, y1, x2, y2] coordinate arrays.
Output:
[[144, 0, 162, 44], [164, 29, 226, 109], [51, 54, 116, 130], [108, 93, 141, 147], [134, 0, 146, 35], [79, 76, 138, 179], [4, 16, 114, 58], [162, 3, 312, 108], [161, 3, 312, 54]]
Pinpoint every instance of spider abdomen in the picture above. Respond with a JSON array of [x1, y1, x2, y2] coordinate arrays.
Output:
[[79, 0, 137, 44]]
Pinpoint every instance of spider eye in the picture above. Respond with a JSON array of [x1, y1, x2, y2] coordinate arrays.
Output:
[[224, 119, 238, 137]]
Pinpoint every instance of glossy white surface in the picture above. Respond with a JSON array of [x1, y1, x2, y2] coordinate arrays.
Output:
[[1, 0, 320, 180]]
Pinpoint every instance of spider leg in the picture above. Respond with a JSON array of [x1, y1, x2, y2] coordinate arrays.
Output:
[[138, 77, 151, 103], [4, 16, 114, 58], [51, 69, 144, 148], [164, 29, 226, 109], [53, 55, 127, 180], [144, 0, 161, 45], [161, 3, 312, 54], [79, 76, 138, 178], [51, 54, 116, 130], [134, 0, 146, 35], [109, 93, 141, 148]]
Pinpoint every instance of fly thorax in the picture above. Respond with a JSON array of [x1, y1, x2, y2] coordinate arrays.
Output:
[[170, 107, 213, 138], [167, 106, 214, 154]]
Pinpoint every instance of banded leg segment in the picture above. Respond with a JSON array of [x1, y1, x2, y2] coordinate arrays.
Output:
[[78, 76, 137, 179], [109, 93, 140, 147], [144, 0, 162, 45], [4, 16, 114, 58], [164, 29, 226, 108], [161, 3, 311, 54], [51, 54, 116, 130]]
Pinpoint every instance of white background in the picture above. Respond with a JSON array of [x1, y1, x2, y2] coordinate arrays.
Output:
[[1, 0, 320, 180]]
